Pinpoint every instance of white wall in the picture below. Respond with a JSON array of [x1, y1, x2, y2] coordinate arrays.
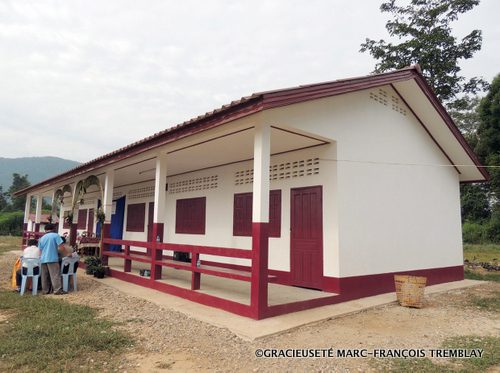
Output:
[[264, 85, 463, 277], [162, 145, 337, 274], [122, 184, 154, 245]]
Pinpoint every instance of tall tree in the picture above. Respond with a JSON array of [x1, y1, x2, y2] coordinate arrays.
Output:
[[360, 0, 487, 109], [0, 186, 8, 211], [7, 173, 31, 211], [453, 95, 490, 223], [449, 95, 481, 147], [475, 74, 500, 201]]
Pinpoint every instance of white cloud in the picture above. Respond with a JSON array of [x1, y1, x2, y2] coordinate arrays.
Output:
[[0, 0, 498, 162]]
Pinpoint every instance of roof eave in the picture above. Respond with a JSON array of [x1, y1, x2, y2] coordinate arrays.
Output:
[[410, 73, 489, 182]]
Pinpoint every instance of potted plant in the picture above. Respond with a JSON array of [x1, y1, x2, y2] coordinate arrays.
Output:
[[84, 256, 101, 275], [95, 207, 105, 225], [64, 211, 74, 225], [93, 265, 106, 279]]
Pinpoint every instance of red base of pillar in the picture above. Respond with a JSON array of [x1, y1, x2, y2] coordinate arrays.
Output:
[[34, 223, 40, 232], [191, 253, 201, 290], [101, 223, 111, 265], [250, 222, 269, 319], [151, 223, 164, 280], [69, 223, 78, 247]]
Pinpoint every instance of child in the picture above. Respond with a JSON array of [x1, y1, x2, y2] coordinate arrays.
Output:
[[14, 239, 41, 292]]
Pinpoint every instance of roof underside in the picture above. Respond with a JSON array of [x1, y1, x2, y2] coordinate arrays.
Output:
[[16, 66, 487, 196]]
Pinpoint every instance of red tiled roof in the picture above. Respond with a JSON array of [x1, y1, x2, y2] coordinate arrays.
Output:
[[28, 213, 59, 223], [14, 66, 487, 196]]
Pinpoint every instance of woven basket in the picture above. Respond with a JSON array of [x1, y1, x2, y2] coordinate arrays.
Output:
[[394, 275, 427, 308]]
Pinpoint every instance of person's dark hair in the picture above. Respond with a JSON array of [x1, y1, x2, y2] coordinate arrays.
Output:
[[27, 239, 38, 246], [44, 223, 55, 231]]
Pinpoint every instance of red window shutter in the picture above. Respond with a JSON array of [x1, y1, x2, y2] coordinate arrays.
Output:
[[269, 190, 281, 237], [126, 203, 146, 232], [232, 190, 281, 237], [233, 193, 252, 236], [175, 197, 206, 234], [87, 209, 94, 235], [77, 209, 88, 229]]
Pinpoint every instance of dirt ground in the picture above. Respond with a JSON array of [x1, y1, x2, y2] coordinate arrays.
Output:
[[1, 251, 498, 372]]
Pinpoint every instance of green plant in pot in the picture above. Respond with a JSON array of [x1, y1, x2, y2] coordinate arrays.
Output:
[[93, 265, 106, 279], [84, 256, 102, 275]]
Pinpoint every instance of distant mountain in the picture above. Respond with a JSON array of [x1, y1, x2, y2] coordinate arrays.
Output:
[[0, 157, 81, 191]]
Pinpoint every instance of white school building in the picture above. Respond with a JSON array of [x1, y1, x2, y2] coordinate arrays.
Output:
[[17, 66, 487, 319]]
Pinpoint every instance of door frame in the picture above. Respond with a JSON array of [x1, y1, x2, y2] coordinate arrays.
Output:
[[290, 185, 324, 289]]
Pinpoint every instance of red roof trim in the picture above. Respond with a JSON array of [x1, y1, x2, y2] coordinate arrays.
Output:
[[15, 66, 486, 195], [390, 83, 461, 175], [411, 75, 489, 181], [262, 69, 416, 109], [16, 97, 263, 195]]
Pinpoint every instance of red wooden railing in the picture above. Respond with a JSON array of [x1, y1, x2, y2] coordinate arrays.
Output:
[[21, 230, 46, 248], [101, 238, 254, 290]]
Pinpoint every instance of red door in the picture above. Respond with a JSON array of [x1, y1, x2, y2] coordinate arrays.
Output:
[[290, 186, 323, 289], [87, 208, 94, 235]]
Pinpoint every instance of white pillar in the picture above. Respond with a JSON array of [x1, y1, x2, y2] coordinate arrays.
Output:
[[103, 170, 115, 223], [24, 194, 31, 224], [50, 189, 58, 227], [153, 152, 168, 223], [35, 194, 43, 224], [252, 123, 271, 223]]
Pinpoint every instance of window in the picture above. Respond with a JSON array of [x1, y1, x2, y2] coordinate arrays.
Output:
[[233, 190, 281, 237], [233, 193, 253, 236], [77, 209, 88, 229], [176, 197, 206, 234], [126, 203, 146, 232]]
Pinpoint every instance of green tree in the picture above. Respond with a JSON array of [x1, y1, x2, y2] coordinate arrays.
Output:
[[449, 95, 481, 147], [475, 74, 500, 203], [460, 183, 490, 223], [452, 96, 490, 224], [360, 0, 487, 109], [476, 75, 500, 163], [0, 186, 9, 211], [7, 173, 31, 211]]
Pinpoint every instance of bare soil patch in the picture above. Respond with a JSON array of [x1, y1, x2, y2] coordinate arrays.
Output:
[[1, 251, 498, 372]]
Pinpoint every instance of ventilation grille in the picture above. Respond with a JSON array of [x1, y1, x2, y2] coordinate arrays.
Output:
[[169, 175, 218, 194], [369, 88, 388, 106], [128, 186, 155, 200], [235, 158, 320, 185], [370, 89, 407, 116], [234, 169, 254, 185], [113, 191, 125, 200], [391, 96, 407, 116]]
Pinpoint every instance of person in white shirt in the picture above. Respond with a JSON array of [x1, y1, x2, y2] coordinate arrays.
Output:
[[15, 239, 41, 292]]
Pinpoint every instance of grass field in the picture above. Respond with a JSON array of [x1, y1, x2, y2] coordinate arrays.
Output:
[[463, 244, 500, 263], [463, 243, 500, 282], [376, 335, 500, 373], [0, 236, 133, 372], [0, 291, 131, 372], [0, 235, 21, 255]]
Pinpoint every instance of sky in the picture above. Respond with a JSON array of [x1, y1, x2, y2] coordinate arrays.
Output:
[[0, 0, 499, 163]]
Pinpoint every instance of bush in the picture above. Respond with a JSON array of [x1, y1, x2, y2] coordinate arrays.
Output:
[[485, 211, 500, 243], [462, 221, 486, 244], [84, 256, 102, 275], [0, 211, 24, 236]]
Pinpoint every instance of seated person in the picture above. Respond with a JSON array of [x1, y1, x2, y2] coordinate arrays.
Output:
[[15, 239, 42, 292]]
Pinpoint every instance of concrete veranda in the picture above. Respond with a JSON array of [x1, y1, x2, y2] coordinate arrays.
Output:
[[90, 269, 483, 341]]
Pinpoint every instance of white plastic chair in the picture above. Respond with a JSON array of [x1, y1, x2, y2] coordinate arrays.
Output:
[[61, 256, 80, 292], [20, 258, 41, 296]]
